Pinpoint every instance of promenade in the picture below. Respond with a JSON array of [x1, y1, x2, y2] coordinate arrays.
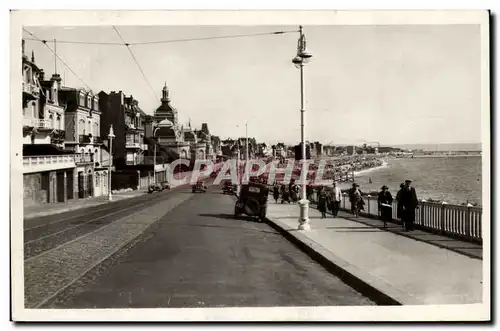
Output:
[[265, 201, 483, 305]]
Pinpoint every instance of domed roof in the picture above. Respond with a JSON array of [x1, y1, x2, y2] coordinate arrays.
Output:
[[158, 119, 174, 127]]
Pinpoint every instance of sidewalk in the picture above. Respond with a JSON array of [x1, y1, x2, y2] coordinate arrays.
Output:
[[266, 201, 483, 305], [23, 189, 148, 220]]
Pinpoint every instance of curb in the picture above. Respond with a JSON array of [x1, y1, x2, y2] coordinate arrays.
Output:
[[264, 216, 424, 306]]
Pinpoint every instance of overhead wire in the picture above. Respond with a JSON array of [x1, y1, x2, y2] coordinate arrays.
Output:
[[112, 25, 161, 103], [23, 28, 92, 92], [22, 30, 298, 46]]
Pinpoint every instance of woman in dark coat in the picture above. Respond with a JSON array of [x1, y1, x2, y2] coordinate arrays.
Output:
[[317, 187, 328, 218], [378, 185, 393, 228], [396, 183, 405, 227]]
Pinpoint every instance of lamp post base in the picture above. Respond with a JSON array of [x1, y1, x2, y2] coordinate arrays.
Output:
[[108, 193, 113, 201], [297, 198, 310, 231]]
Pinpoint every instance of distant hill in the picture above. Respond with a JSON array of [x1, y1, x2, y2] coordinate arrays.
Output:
[[390, 143, 482, 152]]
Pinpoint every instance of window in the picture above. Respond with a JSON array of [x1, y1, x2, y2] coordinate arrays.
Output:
[[56, 115, 61, 130], [94, 99, 98, 111], [79, 94, 85, 107], [79, 119, 85, 135]]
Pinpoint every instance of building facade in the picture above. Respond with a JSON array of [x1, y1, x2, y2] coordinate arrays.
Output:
[[22, 41, 100, 206], [152, 83, 214, 164], [98, 91, 148, 169], [58, 86, 108, 198]]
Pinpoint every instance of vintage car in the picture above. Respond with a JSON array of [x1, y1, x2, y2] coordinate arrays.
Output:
[[148, 181, 170, 194], [192, 181, 208, 193], [234, 182, 269, 221]]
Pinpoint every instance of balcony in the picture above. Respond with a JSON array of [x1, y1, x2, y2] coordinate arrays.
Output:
[[75, 153, 94, 165], [93, 136, 104, 144], [23, 118, 58, 130], [23, 154, 77, 174], [79, 134, 92, 144], [125, 142, 141, 149], [22, 82, 40, 99]]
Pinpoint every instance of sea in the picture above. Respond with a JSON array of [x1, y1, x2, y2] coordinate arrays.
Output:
[[339, 156, 483, 206]]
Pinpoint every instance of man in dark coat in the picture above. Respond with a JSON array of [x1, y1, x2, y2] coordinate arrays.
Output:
[[396, 183, 405, 227], [399, 180, 419, 231]]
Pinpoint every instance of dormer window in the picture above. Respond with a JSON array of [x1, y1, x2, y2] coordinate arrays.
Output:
[[79, 94, 85, 107]]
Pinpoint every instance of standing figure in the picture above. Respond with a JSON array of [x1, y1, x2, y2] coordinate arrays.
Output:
[[396, 183, 405, 227], [349, 183, 364, 217], [273, 183, 280, 204], [377, 185, 393, 228], [331, 181, 342, 217], [281, 185, 291, 204], [399, 180, 419, 231], [317, 186, 328, 218]]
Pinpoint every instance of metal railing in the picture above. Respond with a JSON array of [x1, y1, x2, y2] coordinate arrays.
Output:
[[23, 154, 76, 167], [308, 191, 482, 244], [22, 82, 39, 96], [79, 134, 92, 144], [23, 118, 55, 129], [75, 153, 94, 164], [125, 142, 141, 148]]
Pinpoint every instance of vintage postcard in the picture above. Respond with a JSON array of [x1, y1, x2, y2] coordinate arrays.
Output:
[[10, 10, 490, 322]]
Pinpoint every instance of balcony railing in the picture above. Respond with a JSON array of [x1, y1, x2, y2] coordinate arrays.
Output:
[[125, 142, 141, 149], [79, 134, 92, 144], [23, 154, 77, 174], [23, 118, 59, 130], [93, 136, 103, 144], [22, 82, 40, 96], [75, 153, 94, 164]]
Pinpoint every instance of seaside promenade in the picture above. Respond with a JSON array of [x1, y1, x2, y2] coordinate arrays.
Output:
[[265, 200, 483, 305]]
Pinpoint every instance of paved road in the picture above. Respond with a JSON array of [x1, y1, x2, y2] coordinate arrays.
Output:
[[25, 182, 374, 308]]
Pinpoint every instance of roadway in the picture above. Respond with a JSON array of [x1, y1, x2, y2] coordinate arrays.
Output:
[[24, 180, 374, 308]]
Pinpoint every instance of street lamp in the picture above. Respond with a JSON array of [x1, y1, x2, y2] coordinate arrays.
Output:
[[107, 125, 115, 201], [153, 126, 160, 184], [236, 123, 249, 183], [293, 25, 313, 231]]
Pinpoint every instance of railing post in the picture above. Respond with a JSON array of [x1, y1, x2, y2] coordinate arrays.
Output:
[[420, 199, 426, 227], [440, 201, 447, 234], [466, 203, 472, 238], [366, 195, 371, 215]]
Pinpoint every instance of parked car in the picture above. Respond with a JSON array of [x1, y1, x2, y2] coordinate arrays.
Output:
[[234, 182, 269, 221], [148, 181, 170, 193], [160, 181, 171, 190], [192, 181, 208, 193]]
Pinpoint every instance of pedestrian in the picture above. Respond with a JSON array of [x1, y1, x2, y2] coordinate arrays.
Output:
[[399, 180, 419, 231], [317, 186, 328, 218], [331, 181, 342, 217], [273, 183, 280, 204], [377, 185, 393, 228], [281, 185, 291, 204], [396, 183, 405, 227], [349, 183, 364, 217]]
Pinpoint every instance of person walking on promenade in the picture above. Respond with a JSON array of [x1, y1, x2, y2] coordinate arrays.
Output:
[[281, 185, 291, 204], [399, 180, 419, 231], [273, 183, 280, 204], [377, 185, 393, 228], [349, 183, 364, 217], [331, 181, 342, 217], [317, 186, 328, 218], [396, 183, 405, 228]]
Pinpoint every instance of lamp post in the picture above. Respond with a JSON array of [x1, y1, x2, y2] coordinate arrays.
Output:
[[153, 127, 160, 184], [236, 123, 249, 183], [108, 125, 115, 201], [292, 25, 313, 231]]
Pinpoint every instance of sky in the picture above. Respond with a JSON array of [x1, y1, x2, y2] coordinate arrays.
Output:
[[22, 25, 482, 146]]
